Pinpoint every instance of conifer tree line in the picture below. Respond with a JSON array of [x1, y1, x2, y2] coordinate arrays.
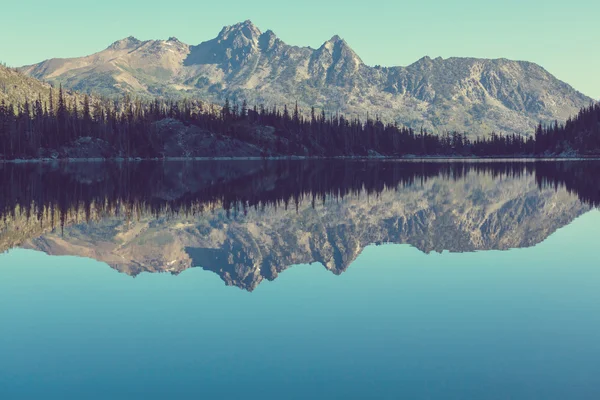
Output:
[[3, 160, 600, 235], [0, 85, 598, 159]]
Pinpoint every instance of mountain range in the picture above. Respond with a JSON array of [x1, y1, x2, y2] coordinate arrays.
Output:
[[18, 20, 593, 137], [19, 174, 589, 291], [1, 160, 590, 291]]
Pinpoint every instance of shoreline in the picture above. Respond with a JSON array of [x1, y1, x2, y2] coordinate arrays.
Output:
[[2, 155, 600, 164]]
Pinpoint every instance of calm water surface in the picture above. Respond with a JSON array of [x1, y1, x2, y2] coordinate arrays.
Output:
[[0, 160, 599, 399]]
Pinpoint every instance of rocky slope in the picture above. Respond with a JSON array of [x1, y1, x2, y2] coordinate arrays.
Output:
[[20, 21, 593, 136], [0, 64, 85, 106], [19, 171, 589, 291]]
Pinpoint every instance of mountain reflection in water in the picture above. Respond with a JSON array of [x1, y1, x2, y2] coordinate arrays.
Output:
[[1, 160, 598, 291]]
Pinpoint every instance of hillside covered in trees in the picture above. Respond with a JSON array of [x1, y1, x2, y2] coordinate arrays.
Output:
[[0, 66, 599, 160], [0, 64, 86, 109]]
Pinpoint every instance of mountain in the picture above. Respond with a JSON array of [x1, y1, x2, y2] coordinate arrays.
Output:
[[0, 64, 77, 105], [19, 173, 589, 291], [1, 160, 592, 291], [19, 20, 593, 136], [0, 63, 105, 117]]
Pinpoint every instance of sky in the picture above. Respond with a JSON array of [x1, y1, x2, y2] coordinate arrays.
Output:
[[1, 0, 598, 98]]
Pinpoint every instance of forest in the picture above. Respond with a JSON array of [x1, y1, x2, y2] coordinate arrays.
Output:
[[0, 84, 599, 160], [2, 160, 600, 233]]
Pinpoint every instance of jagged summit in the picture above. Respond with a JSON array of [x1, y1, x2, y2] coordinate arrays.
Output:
[[107, 36, 142, 50], [20, 20, 593, 136], [322, 34, 363, 64], [320, 34, 354, 50], [217, 20, 262, 43]]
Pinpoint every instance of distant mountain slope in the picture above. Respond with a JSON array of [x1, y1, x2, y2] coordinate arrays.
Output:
[[1, 64, 57, 104], [1, 64, 91, 107], [20, 20, 593, 136]]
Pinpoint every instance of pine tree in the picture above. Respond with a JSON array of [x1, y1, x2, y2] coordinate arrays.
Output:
[[57, 84, 68, 144]]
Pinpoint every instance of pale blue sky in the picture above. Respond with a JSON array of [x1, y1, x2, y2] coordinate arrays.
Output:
[[1, 0, 598, 98]]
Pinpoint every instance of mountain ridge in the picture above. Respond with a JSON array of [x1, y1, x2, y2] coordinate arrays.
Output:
[[19, 20, 593, 136], [1, 159, 595, 291], [17, 175, 589, 291]]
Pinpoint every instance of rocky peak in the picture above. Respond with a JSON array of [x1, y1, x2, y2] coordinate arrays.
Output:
[[309, 35, 363, 85], [408, 56, 438, 71], [107, 36, 142, 51], [167, 36, 182, 44], [258, 29, 280, 51], [184, 20, 264, 70], [325, 35, 343, 45], [138, 38, 188, 59], [194, 20, 262, 71], [318, 35, 362, 65], [217, 20, 262, 47]]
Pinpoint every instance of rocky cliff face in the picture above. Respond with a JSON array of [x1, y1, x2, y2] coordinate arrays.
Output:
[[19, 21, 592, 137], [20, 172, 589, 291]]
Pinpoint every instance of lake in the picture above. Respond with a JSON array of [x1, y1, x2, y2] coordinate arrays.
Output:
[[1, 160, 599, 399]]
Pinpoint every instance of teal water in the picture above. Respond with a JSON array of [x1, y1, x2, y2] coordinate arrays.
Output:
[[1, 210, 599, 399]]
